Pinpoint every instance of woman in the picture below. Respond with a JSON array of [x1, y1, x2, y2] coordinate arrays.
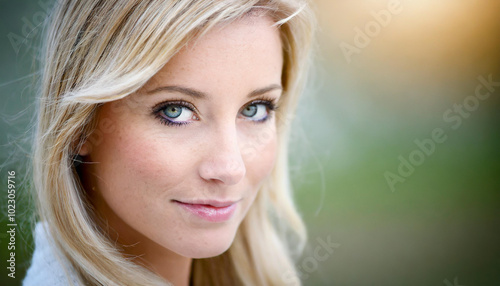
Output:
[[23, 0, 314, 285]]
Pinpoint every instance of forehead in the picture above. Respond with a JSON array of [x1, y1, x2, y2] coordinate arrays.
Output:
[[143, 15, 284, 93]]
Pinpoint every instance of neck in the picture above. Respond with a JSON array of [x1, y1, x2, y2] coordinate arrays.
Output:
[[129, 242, 193, 286]]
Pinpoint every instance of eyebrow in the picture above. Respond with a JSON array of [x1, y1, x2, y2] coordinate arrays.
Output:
[[146, 84, 283, 99]]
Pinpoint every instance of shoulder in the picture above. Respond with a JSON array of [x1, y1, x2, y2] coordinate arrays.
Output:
[[23, 222, 80, 286]]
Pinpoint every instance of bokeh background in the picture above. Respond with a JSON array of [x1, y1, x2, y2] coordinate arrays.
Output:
[[1, 0, 499, 285]]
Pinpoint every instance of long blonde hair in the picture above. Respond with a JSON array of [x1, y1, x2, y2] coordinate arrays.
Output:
[[33, 0, 315, 285]]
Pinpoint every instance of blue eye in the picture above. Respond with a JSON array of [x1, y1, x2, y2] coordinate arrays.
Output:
[[241, 102, 275, 122], [242, 104, 258, 117], [153, 102, 197, 126], [162, 105, 183, 118], [161, 104, 195, 122]]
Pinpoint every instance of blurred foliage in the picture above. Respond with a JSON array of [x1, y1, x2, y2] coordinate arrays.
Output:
[[1, 0, 499, 285]]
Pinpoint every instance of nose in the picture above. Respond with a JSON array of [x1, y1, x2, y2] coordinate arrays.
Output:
[[198, 125, 246, 185]]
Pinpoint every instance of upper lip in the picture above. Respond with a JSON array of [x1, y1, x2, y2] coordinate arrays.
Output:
[[173, 199, 240, 208]]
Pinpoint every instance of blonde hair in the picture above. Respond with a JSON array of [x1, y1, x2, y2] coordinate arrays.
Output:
[[33, 0, 315, 285]]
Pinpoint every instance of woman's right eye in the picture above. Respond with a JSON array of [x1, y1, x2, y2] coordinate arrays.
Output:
[[154, 102, 198, 126]]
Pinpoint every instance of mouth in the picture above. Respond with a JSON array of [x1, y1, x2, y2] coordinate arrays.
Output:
[[172, 199, 239, 222]]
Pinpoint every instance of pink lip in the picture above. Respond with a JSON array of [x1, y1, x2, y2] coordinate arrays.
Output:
[[173, 200, 238, 222]]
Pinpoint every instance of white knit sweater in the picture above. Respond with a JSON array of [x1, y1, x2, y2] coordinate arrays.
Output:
[[23, 222, 80, 286]]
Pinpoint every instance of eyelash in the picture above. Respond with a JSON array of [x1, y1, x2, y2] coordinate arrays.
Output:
[[151, 98, 278, 127]]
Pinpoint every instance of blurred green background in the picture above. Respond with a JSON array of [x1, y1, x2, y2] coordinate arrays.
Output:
[[1, 0, 499, 285]]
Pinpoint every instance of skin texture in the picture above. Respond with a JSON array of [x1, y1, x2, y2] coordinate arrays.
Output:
[[79, 15, 283, 285]]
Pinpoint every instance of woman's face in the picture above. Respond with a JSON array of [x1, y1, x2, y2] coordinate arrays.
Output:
[[80, 16, 283, 259]]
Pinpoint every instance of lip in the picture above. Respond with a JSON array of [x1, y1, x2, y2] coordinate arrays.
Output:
[[173, 200, 238, 222]]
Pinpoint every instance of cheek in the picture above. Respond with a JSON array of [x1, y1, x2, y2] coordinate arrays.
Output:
[[88, 119, 201, 245], [242, 124, 278, 185], [89, 119, 191, 220]]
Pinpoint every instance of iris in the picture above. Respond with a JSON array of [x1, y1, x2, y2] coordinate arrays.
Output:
[[242, 105, 258, 117], [163, 105, 183, 118]]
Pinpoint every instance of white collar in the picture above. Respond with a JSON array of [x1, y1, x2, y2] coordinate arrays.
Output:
[[23, 222, 80, 286]]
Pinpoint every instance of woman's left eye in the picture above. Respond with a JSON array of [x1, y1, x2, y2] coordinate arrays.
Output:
[[240, 103, 272, 122]]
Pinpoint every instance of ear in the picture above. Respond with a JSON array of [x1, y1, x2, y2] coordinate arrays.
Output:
[[78, 140, 91, 156]]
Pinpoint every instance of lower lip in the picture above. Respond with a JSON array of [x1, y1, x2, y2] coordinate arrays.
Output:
[[174, 201, 237, 222]]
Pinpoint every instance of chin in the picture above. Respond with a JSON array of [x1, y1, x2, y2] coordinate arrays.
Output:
[[188, 244, 233, 259], [176, 226, 239, 259]]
